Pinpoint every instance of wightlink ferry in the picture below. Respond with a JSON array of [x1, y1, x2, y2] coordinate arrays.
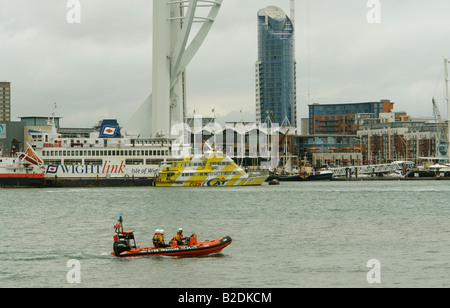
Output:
[[154, 145, 268, 187]]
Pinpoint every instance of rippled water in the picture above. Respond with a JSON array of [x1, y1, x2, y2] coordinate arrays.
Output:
[[1, 180, 450, 288]]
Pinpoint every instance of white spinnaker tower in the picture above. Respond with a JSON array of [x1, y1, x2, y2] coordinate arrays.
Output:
[[125, 0, 223, 138]]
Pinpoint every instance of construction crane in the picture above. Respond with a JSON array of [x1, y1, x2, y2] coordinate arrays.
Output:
[[430, 58, 450, 162], [432, 97, 449, 160]]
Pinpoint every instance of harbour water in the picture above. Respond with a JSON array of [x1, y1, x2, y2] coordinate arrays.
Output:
[[1, 180, 450, 288]]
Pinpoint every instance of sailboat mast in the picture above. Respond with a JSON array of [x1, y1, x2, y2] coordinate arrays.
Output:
[[446, 58, 450, 157]]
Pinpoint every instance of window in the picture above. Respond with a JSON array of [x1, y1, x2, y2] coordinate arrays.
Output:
[[146, 159, 163, 165], [44, 159, 62, 165], [85, 159, 103, 165], [125, 159, 144, 165], [64, 159, 82, 165]]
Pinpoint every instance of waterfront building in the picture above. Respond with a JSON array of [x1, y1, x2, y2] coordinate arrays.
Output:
[[300, 118, 310, 135], [299, 99, 446, 165], [0, 121, 26, 155], [294, 110, 446, 166], [358, 118, 447, 164], [294, 134, 363, 167], [309, 100, 395, 135], [256, 6, 297, 128], [0, 82, 11, 122]]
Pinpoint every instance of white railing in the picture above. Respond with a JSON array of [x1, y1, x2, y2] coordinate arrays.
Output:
[[330, 161, 415, 177]]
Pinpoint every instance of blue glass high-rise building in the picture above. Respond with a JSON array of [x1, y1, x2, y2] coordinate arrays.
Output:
[[256, 6, 297, 127]]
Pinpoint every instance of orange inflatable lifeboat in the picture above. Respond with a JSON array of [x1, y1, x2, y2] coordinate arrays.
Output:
[[111, 217, 232, 258]]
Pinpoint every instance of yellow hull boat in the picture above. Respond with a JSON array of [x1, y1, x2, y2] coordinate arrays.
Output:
[[154, 150, 268, 187]]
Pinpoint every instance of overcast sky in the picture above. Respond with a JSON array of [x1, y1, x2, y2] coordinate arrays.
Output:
[[1, 0, 449, 129]]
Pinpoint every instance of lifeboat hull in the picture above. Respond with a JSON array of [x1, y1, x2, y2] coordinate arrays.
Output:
[[111, 236, 232, 258]]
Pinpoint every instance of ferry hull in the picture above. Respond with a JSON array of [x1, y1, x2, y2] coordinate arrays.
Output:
[[0, 174, 45, 188], [155, 176, 267, 187]]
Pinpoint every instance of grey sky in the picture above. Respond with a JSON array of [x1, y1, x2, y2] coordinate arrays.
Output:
[[1, 0, 449, 128]]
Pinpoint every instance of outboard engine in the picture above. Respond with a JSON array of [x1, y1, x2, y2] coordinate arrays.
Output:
[[113, 238, 131, 256], [113, 216, 136, 256]]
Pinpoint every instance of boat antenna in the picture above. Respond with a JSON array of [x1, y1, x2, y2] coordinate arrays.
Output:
[[47, 102, 57, 126], [115, 216, 124, 234]]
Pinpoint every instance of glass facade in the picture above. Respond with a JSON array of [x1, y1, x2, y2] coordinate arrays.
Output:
[[309, 101, 394, 135], [256, 6, 297, 127]]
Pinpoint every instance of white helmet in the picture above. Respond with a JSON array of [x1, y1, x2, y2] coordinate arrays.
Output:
[[178, 228, 183, 232], [160, 229, 165, 234]]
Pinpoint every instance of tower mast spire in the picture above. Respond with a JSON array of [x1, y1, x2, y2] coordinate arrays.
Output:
[[290, 0, 295, 28]]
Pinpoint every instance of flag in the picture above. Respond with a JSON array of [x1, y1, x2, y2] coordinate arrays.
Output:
[[98, 120, 122, 138], [46, 165, 59, 174], [102, 126, 117, 136]]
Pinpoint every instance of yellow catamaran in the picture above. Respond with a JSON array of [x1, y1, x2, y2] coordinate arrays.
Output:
[[154, 149, 268, 187]]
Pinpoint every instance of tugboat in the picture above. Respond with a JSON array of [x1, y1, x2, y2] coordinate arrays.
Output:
[[111, 217, 232, 258]]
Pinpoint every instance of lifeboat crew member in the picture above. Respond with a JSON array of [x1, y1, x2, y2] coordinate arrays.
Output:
[[152, 229, 161, 248], [175, 228, 186, 245], [153, 229, 169, 248]]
